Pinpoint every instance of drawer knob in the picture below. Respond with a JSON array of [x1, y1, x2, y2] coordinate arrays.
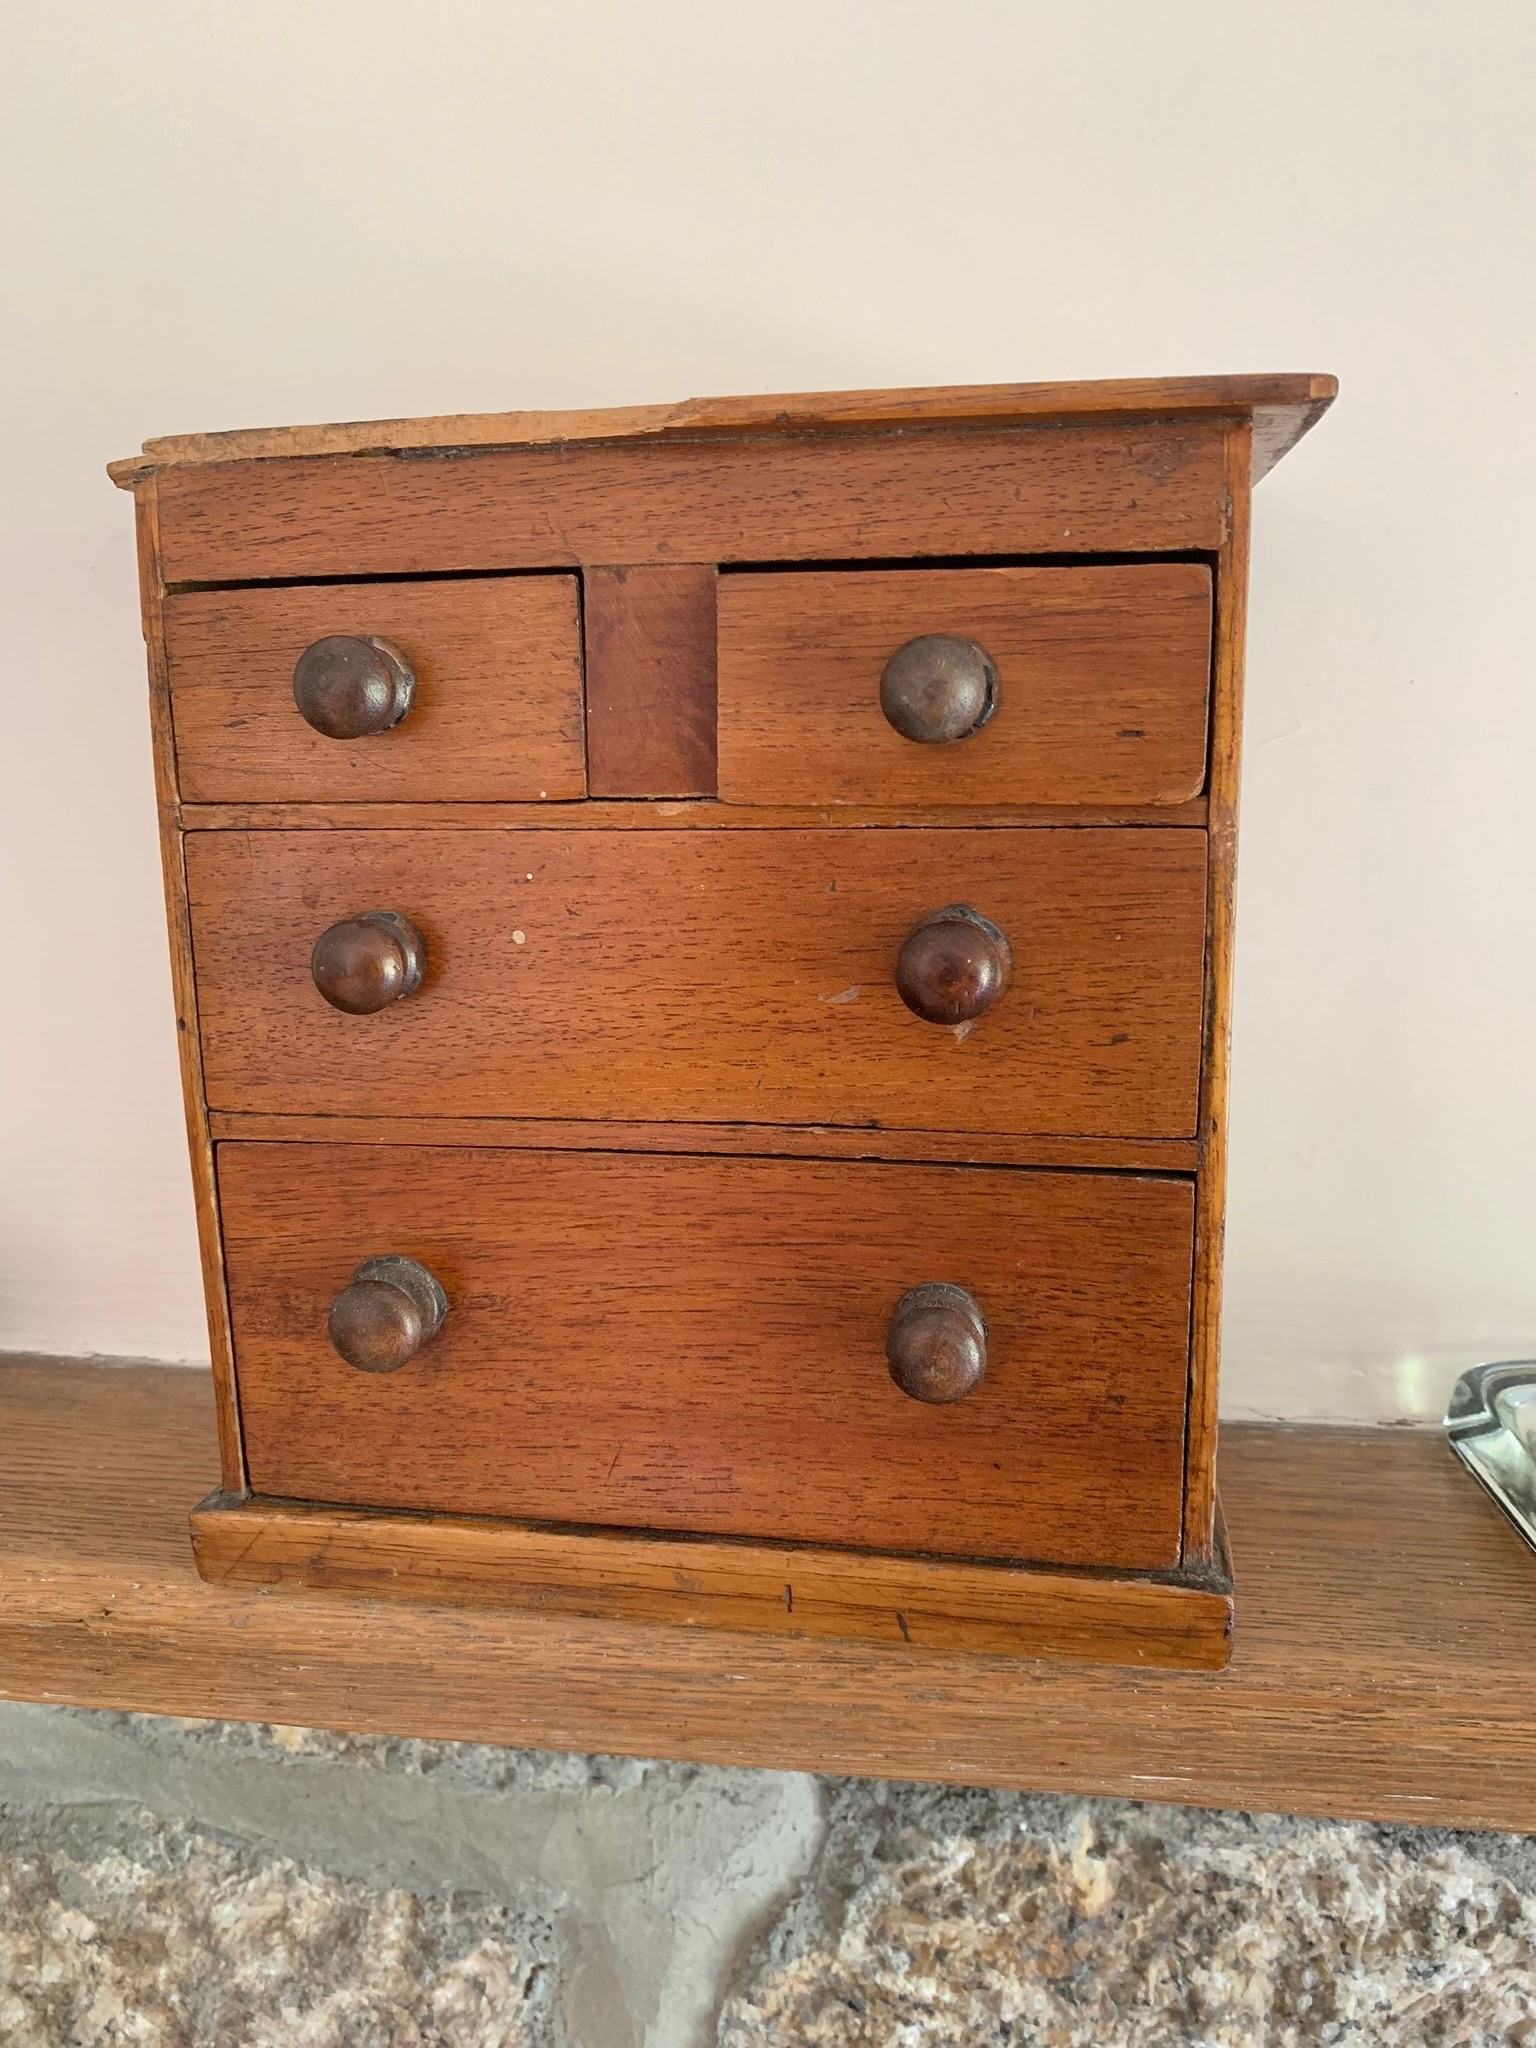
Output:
[[895, 905, 1011, 1025], [880, 634, 998, 744], [329, 1255, 448, 1373], [887, 1283, 987, 1403], [311, 910, 426, 1014], [293, 635, 415, 739]]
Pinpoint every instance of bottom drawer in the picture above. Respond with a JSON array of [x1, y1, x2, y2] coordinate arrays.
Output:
[[218, 1144, 1195, 1571]]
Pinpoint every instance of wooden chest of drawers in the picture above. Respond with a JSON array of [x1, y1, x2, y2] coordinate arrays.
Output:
[[113, 374, 1334, 1671]]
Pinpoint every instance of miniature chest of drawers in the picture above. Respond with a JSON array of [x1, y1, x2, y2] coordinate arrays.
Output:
[[112, 374, 1334, 1671]]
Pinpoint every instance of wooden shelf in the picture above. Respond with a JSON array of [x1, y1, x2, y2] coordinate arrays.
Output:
[[2, 1357, 1532, 1834]]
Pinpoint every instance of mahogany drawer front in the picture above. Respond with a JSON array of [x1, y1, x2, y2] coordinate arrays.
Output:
[[186, 826, 1208, 1138], [220, 1143, 1194, 1569], [163, 578, 586, 802], [717, 564, 1213, 807]]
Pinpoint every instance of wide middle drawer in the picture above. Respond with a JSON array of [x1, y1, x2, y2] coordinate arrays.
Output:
[[185, 827, 1208, 1137]]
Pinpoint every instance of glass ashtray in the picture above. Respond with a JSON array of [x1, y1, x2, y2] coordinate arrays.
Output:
[[1445, 1361, 1536, 1553]]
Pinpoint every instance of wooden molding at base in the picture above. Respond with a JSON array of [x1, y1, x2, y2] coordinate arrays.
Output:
[[189, 1490, 1234, 1673]]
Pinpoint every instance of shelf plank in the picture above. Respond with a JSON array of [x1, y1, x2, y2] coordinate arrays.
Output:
[[0, 1357, 1531, 1833]]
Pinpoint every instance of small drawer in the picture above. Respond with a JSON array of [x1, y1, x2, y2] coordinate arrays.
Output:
[[185, 825, 1208, 1138], [164, 577, 586, 802], [717, 564, 1212, 807], [220, 1143, 1193, 1569]]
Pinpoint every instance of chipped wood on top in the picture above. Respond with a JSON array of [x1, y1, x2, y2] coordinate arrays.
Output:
[[109, 373, 1337, 488]]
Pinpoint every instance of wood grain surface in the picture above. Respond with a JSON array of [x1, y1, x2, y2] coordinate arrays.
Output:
[[163, 578, 585, 803], [582, 565, 717, 796], [217, 1144, 1195, 1569], [1185, 425, 1254, 1558], [204, 1112, 1199, 1174], [5, 1360, 1535, 1835], [132, 487, 246, 1489], [191, 1488, 1231, 1670], [183, 827, 1208, 1137], [718, 564, 1212, 807], [179, 797, 1210, 831], [108, 372, 1336, 484], [148, 424, 1228, 584]]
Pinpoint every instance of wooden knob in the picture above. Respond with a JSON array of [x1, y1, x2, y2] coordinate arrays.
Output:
[[887, 1283, 987, 1403], [311, 910, 426, 1015], [293, 636, 414, 738], [895, 905, 1011, 1025], [328, 1256, 448, 1373], [880, 634, 998, 744]]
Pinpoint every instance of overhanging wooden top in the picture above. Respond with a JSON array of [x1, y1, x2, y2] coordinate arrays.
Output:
[[109, 374, 1336, 491], [1, 1356, 1531, 1832]]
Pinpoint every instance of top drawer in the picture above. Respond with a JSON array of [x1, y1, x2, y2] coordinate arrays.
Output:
[[717, 564, 1212, 807], [164, 577, 586, 803]]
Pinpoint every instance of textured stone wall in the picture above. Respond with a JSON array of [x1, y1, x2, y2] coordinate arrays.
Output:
[[0, 1705, 1532, 2046]]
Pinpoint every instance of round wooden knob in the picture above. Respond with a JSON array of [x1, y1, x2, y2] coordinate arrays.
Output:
[[328, 1256, 448, 1373], [311, 910, 426, 1015], [895, 905, 1011, 1025], [880, 634, 998, 744], [887, 1283, 987, 1403], [293, 636, 414, 739]]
